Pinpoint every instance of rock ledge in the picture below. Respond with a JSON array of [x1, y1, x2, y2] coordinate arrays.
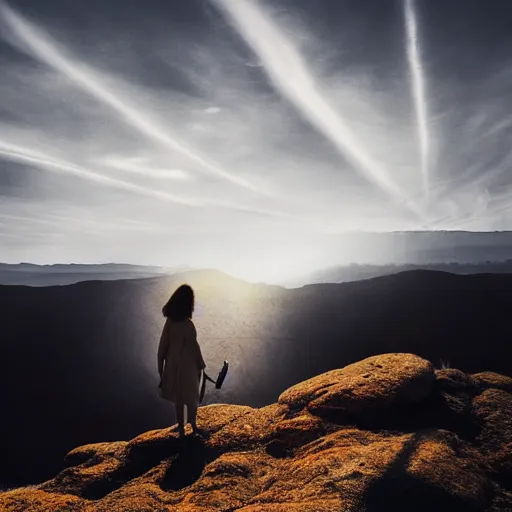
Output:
[[2, 353, 511, 512]]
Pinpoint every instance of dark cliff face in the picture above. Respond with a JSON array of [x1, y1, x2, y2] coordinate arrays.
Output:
[[1, 353, 511, 512], [2, 270, 512, 488]]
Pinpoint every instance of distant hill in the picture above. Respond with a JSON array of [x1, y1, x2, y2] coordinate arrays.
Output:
[[5, 258, 512, 289], [1, 269, 511, 488], [0, 263, 192, 286], [289, 260, 512, 287]]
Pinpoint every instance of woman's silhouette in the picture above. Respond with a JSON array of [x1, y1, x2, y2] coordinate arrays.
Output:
[[158, 284, 206, 438]]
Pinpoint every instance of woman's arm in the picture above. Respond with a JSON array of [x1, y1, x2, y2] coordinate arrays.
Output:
[[189, 321, 206, 370], [157, 319, 170, 378]]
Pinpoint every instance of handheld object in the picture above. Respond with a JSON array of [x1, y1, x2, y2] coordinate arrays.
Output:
[[200, 360, 229, 403], [215, 360, 229, 389]]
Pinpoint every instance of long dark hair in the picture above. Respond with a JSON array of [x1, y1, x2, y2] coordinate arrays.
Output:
[[162, 284, 195, 321]]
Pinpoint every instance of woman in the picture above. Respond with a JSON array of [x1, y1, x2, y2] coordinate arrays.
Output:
[[157, 284, 206, 437]]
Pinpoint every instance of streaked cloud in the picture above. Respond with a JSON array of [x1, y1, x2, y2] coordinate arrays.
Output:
[[0, 0, 262, 194], [211, 0, 423, 218], [0, 141, 201, 206], [404, 0, 430, 200], [97, 156, 192, 181], [0, 141, 308, 223]]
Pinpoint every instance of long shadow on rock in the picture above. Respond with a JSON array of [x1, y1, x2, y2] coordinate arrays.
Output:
[[368, 392, 480, 440], [363, 431, 488, 512], [313, 389, 482, 442], [77, 436, 182, 500], [160, 436, 208, 492]]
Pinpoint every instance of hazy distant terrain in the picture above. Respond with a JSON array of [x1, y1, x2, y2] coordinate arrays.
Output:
[[0, 263, 189, 286], [1, 269, 511, 488], [318, 231, 512, 265], [292, 260, 512, 287], [4, 259, 512, 289], [280, 231, 512, 275], [3, 231, 512, 287]]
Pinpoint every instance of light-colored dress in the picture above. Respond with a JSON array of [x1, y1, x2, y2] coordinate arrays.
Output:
[[157, 319, 206, 405]]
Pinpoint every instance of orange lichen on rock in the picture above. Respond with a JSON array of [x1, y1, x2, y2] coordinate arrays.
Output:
[[407, 431, 489, 506], [0, 488, 86, 512], [278, 353, 435, 417], [235, 500, 345, 511], [1, 353, 511, 512], [473, 389, 512, 448], [472, 372, 512, 393], [208, 404, 287, 451], [253, 430, 411, 509]]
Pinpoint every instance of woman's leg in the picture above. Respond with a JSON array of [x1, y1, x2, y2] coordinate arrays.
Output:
[[174, 401, 185, 436], [187, 401, 199, 432]]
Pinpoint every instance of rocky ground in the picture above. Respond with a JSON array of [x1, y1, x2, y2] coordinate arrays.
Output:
[[2, 353, 511, 511]]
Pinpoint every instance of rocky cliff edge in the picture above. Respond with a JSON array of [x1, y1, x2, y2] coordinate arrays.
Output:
[[2, 353, 512, 512]]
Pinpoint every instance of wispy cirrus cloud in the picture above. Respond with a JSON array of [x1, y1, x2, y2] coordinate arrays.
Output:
[[96, 156, 193, 181], [404, 0, 430, 200], [210, 0, 424, 218], [0, 141, 201, 206], [0, 140, 310, 224], [0, 0, 262, 194]]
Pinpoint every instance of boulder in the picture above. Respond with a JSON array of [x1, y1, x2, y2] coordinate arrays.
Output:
[[279, 353, 435, 419]]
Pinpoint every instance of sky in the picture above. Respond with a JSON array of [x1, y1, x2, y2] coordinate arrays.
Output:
[[2, 0, 512, 280]]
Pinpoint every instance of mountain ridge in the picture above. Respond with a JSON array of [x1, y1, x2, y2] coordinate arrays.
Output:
[[5, 260, 512, 288]]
